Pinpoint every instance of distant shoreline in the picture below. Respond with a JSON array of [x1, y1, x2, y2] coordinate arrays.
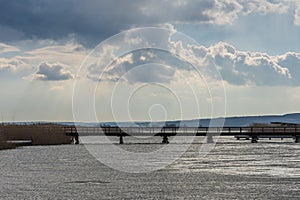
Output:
[[3, 112, 299, 128]]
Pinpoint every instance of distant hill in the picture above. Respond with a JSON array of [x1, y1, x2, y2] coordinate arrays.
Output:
[[54, 113, 300, 127], [7, 113, 300, 127], [182, 113, 300, 127]]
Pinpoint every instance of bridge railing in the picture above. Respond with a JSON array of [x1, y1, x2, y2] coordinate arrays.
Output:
[[64, 126, 300, 135], [63, 126, 300, 143]]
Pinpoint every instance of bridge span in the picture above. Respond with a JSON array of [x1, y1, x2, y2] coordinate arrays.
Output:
[[64, 126, 300, 144]]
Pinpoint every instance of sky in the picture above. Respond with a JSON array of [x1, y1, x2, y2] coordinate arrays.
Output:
[[0, 0, 300, 122]]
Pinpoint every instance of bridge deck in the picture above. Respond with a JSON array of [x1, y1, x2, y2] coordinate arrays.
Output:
[[64, 126, 300, 144], [65, 126, 300, 136]]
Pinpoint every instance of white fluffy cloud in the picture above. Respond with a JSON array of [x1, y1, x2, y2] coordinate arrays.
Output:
[[1, 30, 299, 87], [0, 58, 24, 73], [185, 41, 300, 86], [243, 0, 289, 15], [0, 40, 88, 81], [294, 6, 300, 26], [200, 0, 289, 25], [206, 42, 294, 86], [87, 47, 195, 84], [138, 0, 290, 25], [34, 62, 74, 81], [92, 39, 300, 86]]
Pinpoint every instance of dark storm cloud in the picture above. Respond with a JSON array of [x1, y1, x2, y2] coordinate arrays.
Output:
[[0, 0, 215, 45], [0, 0, 289, 46]]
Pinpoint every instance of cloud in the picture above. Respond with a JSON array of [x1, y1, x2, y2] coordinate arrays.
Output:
[[49, 85, 65, 91], [0, 39, 88, 81], [205, 42, 293, 86], [0, 0, 294, 44], [87, 46, 195, 84], [277, 52, 300, 85], [88, 36, 300, 87], [294, 6, 300, 26], [1, 25, 298, 87], [243, 0, 289, 15], [0, 43, 20, 53], [0, 57, 27, 80], [0, 58, 24, 72], [166, 32, 298, 86], [24, 42, 87, 68], [34, 62, 73, 81]]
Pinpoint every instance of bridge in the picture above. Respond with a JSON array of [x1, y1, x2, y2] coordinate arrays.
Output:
[[64, 126, 300, 144]]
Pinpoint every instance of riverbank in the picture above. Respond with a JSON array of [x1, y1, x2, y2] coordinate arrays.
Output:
[[0, 131, 15, 150], [0, 141, 16, 150], [0, 123, 75, 150]]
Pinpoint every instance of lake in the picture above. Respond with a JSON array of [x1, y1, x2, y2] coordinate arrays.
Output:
[[0, 136, 299, 199]]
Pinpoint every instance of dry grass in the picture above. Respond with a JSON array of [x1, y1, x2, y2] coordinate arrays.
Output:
[[0, 130, 16, 150], [0, 123, 74, 147]]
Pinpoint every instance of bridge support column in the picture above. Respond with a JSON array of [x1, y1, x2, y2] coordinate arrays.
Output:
[[294, 136, 300, 143], [119, 135, 124, 144], [251, 136, 258, 143], [207, 135, 214, 143], [74, 132, 79, 144], [74, 135, 79, 144], [162, 135, 169, 144]]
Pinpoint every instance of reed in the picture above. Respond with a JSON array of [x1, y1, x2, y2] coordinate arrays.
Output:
[[1, 123, 74, 146], [0, 129, 16, 150]]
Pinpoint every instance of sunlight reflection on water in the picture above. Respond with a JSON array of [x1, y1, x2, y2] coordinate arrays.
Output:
[[0, 137, 299, 199]]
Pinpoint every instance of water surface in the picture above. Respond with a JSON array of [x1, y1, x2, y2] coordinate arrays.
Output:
[[0, 137, 299, 199]]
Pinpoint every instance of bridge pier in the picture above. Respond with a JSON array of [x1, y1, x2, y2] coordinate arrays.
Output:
[[294, 136, 300, 143], [74, 132, 79, 144], [162, 135, 169, 144], [74, 135, 79, 144], [119, 135, 124, 144], [251, 136, 258, 143], [207, 135, 214, 143]]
